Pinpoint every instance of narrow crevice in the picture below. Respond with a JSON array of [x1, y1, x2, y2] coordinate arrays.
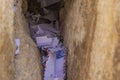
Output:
[[25, 0, 67, 80]]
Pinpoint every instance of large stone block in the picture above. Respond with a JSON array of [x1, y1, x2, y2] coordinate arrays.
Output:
[[60, 0, 120, 80], [14, 0, 43, 80], [0, 0, 14, 80]]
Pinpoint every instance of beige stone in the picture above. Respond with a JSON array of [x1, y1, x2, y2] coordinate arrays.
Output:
[[0, 0, 14, 80], [14, 0, 42, 80], [60, 0, 120, 80], [1, 0, 120, 80]]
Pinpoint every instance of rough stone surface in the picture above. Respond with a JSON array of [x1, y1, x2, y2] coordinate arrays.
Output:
[[1, 0, 120, 80], [0, 0, 14, 80], [0, 0, 42, 80], [60, 0, 120, 80], [114, 0, 120, 80], [14, 0, 43, 80]]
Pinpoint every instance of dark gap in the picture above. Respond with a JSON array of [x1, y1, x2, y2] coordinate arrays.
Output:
[[25, 0, 67, 80]]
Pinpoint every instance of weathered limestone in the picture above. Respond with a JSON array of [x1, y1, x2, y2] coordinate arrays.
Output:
[[0, 0, 42, 80], [1, 0, 120, 80], [60, 0, 120, 80], [114, 0, 120, 80], [14, 0, 42, 80], [0, 0, 14, 80]]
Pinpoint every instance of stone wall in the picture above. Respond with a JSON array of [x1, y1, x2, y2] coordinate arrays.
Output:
[[14, 0, 42, 80], [114, 0, 120, 80], [0, 0, 42, 80], [60, 0, 120, 80], [1, 0, 120, 80], [0, 0, 14, 80]]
